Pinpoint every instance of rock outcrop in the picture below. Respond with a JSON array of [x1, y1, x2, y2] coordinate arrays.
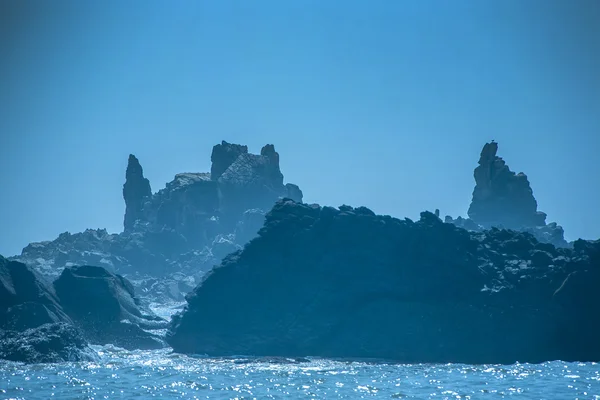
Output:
[[168, 199, 600, 364], [11, 141, 303, 303], [210, 141, 248, 181], [0, 323, 97, 363], [54, 265, 166, 350], [123, 154, 152, 231], [445, 142, 568, 248], [217, 144, 295, 229], [468, 141, 547, 229], [0, 256, 166, 361], [0, 256, 70, 331], [0, 257, 97, 363]]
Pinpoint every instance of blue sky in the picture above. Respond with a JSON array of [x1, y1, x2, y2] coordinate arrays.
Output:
[[1, 0, 599, 256]]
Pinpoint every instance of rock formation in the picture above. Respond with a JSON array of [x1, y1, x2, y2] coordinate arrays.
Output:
[[0, 255, 166, 362], [123, 154, 152, 231], [11, 140, 303, 302], [468, 141, 546, 229], [135, 141, 300, 239], [210, 141, 248, 181], [0, 256, 94, 363], [140, 173, 219, 247], [4, 139, 599, 364], [0, 255, 70, 331], [217, 144, 295, 229], [0, 323, 97, 363], [445, 142, 568, 248], [54, 265, 166, 350], [168, 199, 600, 364]]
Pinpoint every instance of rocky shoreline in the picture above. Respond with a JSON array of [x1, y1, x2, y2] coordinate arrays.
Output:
[[0, 256, 165, 362], [2, 141, 597, 364]]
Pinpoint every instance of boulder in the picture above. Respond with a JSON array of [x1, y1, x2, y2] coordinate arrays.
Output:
[[0, 256, 70, 331], [210, 141, 248, 181], [54, 265, 167, 350], [0, 323, 97, 363], [167, 199, 600, 364]]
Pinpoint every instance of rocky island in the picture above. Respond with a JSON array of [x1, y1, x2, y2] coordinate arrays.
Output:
[[167, 200, 599, 364], [2, 141, 598, 364]]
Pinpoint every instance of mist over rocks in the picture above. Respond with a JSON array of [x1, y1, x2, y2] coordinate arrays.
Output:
[[168, 199, 600, 364]]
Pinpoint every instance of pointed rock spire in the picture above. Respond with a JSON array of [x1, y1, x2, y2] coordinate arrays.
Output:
[[467, 142, 546, 229], [123, 154, 152, 231]]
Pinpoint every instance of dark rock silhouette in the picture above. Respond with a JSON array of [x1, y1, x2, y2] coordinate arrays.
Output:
[[217, 144, 293, 229], [446, 142, 568, 247], [168, 199, 600, 364], [123, 154, 152, 231], [285, 183, 303, 203], [0, 323, 97, 363], [468, 141, 546, 229], [210, 141, 248, 181], [0, 255, 166, 361], [4, 139, 599, 364], [0, 257, 98, 363], [0, 256, 71, 331], [54, 265, 166, 350]]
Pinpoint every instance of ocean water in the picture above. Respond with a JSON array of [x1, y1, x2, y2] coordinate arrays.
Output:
[[1, 348, 598, 400]]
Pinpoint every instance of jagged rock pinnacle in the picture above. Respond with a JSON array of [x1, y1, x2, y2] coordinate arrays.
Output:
[[122, 154, 152, 231], [467, 142, 546, 229]]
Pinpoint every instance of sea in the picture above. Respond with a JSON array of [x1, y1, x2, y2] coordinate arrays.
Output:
[[1, 352, 599, 399], [2, 306, 599, 399]]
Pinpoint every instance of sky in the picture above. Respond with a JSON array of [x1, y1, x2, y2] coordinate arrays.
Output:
[[1, 0, 599, 256]]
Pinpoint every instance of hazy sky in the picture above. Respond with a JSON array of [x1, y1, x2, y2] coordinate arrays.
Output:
[[1, 0, 599, 256]]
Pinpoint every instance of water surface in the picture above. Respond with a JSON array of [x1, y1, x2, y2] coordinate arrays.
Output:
[[1, 347, 598, 399]]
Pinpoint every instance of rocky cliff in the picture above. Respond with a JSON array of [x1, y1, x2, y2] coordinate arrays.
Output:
[[167, 199, 600, 364], [125, 141, 302, 239]]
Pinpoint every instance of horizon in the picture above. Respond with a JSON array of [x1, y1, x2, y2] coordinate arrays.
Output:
[[2, 0, 599, 256]]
